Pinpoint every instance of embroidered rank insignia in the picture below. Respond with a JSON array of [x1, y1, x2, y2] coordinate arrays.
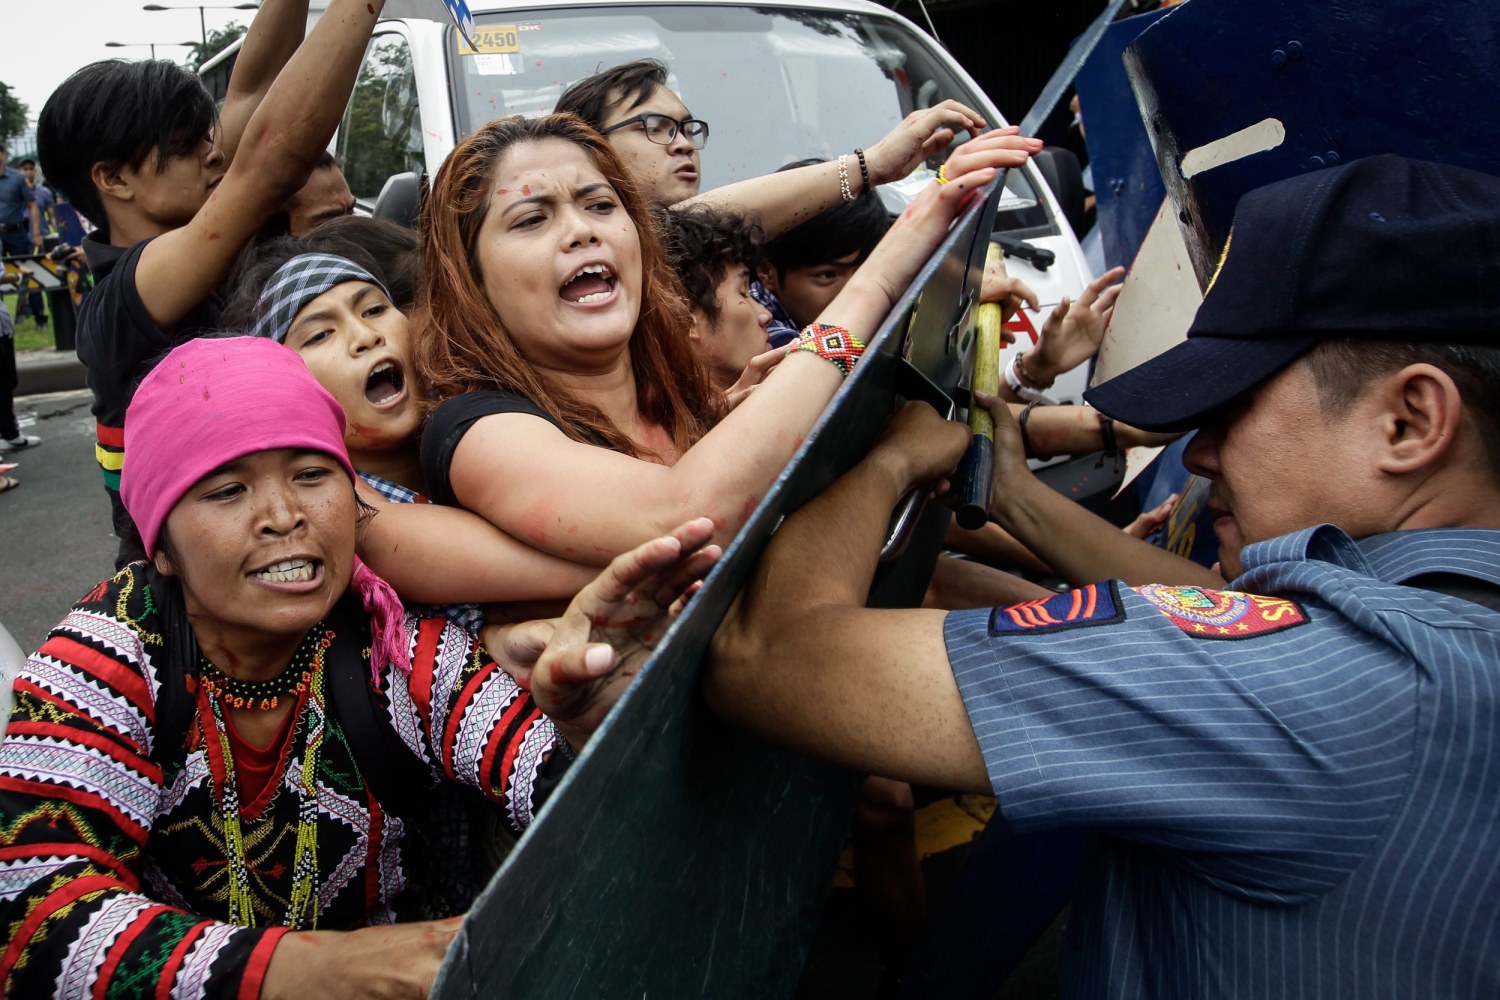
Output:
[[1133, 584, 1308, 640], [989, 582, 1125, 636]]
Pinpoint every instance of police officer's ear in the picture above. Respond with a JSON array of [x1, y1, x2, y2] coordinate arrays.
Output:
[[1372, 363, 1465, 476]]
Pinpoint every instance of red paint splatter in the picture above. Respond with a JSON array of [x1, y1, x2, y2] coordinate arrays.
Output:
[[566, 524, 579, 535], [521, 184, 532, 196], [738, 495, 759, 523], [206, 231, 221, 242], [495, 187, 510, 195], [366, 3, 374, 13]]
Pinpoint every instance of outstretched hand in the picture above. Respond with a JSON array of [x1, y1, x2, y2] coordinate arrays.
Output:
[[858, 128, 1044, 308], [1029, 265, 1125, 383], [509, 519, 723, 750], [865, 99, 988, 186]]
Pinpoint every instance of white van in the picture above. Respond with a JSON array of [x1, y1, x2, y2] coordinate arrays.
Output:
[[336, 0, 1097, 391]]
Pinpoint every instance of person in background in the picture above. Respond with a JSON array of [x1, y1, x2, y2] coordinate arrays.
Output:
[[0, 268, 36, 463], [657, 204, 781, 406], [554, 58, 993, 242], [0, 145, 42, 330]]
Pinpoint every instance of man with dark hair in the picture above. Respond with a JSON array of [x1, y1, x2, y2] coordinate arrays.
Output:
[[555, 59, 701, 204], [0, 145, 43, 341], [658, 204, 774, 393], [283, 151, 356, 237], [553, 59, 1003, 243], [757, 158, 893, 341], [708, 154, 1500, 996], [38, 0, 388, 566], [12, 157, 53, 328]]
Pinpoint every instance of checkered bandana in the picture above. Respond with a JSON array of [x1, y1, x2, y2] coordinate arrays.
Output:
[[249, 253, 389, 342]]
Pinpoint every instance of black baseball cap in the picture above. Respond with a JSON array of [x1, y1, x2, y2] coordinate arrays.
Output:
[[1085, 154, 1500, 431]]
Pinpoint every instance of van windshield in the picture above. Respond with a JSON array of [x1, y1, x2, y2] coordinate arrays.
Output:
[[450, 4, 1052, 236]]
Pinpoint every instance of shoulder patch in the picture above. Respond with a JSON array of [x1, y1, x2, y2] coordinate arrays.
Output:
[[989, 582, 1125, 636], [1132, 584, 1308, 640]]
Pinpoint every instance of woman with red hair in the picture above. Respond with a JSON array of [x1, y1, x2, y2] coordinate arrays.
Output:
[[415, 113, 1038, 573]]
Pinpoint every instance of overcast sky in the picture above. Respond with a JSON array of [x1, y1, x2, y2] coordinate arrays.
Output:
[[0, 1, 264, 128]]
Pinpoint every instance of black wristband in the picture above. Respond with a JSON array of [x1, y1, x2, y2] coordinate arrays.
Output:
[[1018, 400, 1045, 460], [854, 147, 871, 192], [1095, 413, 1123, 473]]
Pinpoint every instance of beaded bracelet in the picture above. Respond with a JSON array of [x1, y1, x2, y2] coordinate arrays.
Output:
[[836, 154, 854, 202], [787, 323, 866, 377], [854, 147, 871, 191]]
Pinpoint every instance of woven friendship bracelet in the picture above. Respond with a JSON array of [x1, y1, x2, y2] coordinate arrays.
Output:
[[936, 162, 950, 186], [837, 154, 854, 202], [787, 323, 867, 377]]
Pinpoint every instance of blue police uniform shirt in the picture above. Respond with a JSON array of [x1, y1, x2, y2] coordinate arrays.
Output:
[[943, 525, 1500, 999], [0, 167, 34, 226]]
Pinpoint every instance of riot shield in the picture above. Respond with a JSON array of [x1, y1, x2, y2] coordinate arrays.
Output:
[[432, 177, 1003, 999]]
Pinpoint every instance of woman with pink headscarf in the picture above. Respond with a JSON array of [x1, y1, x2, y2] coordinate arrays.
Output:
[[0, 336, 717, 998]]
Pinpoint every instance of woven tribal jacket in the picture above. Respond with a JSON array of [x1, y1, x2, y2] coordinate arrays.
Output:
[[0, 566, 564, 999]]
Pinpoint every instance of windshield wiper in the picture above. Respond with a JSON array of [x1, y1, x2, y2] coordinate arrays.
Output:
[[995, 234, 1055, 271]]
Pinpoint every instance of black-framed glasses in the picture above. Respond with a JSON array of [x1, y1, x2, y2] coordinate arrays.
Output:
[[599, 113, 711, 150]]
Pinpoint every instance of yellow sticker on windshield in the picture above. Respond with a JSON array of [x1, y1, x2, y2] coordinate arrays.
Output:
[[457, 24, 521, 55]]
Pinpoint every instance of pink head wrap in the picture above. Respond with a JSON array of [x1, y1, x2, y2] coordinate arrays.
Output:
[[121, 336, 411, 678]]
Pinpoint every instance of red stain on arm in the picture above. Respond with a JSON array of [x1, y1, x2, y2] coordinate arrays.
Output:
[[521, 185, 532, 196]]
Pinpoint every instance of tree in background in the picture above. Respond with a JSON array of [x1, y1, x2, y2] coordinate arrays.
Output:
[[0, 81, 28, 144], [186, 23, 249, 74]]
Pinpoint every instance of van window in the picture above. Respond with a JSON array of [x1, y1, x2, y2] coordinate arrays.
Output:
[[448, 5, 1052, 237], [340, 31, 425, 203]]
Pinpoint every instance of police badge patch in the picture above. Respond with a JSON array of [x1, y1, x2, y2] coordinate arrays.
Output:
[[989, 582, 1126, 636], [1133, 584, 1308, 640]]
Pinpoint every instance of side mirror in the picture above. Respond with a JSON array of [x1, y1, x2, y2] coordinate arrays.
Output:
[[1031, 147, 1089, 237], [373, 171, 422, 230]]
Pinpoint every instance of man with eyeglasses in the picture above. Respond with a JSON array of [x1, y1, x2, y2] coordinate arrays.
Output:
[[556, 60, 709, 205], [554, 59, 989, 240]]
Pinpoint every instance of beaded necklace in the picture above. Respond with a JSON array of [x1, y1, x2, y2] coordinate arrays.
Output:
[[199, 641, 318, 711], [200, 624, 334, 929]]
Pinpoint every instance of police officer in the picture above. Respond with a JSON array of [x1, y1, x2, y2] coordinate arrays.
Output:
[[706, 154, 1500, 998]]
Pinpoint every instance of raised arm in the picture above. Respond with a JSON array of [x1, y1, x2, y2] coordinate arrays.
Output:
[[449, 130, 1040, 563], [705, 402, 989, 791], [214, 0, 311, 165], [977, 391, 1224, 588], [682, 103, 1001, 240], [134, 0, 384, 330]]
